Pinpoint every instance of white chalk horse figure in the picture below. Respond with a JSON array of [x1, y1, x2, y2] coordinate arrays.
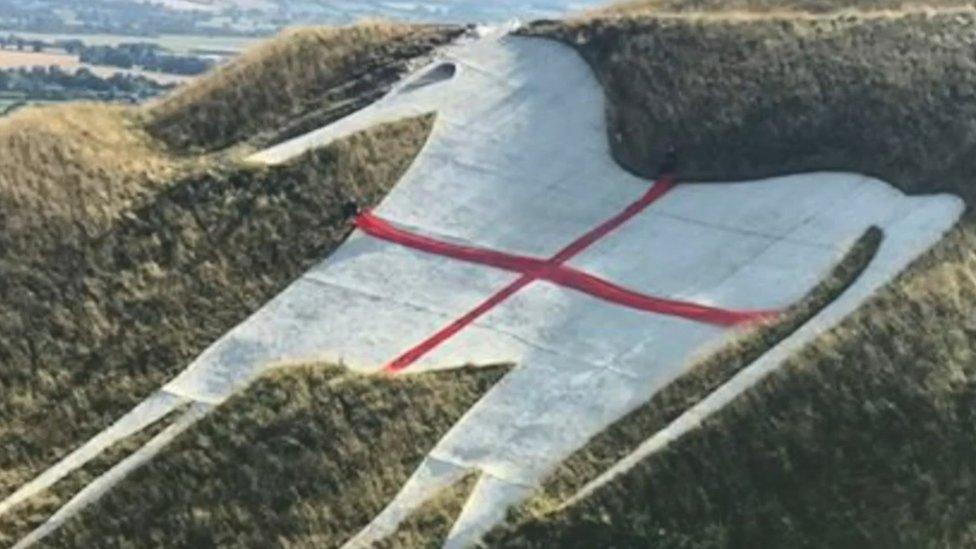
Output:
[[5, 27, 963, 548]]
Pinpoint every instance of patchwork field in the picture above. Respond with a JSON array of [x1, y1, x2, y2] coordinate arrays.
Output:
[[0, 50, 78, 69], [0, 49, 192, 85], [1, 32, 258, 56]]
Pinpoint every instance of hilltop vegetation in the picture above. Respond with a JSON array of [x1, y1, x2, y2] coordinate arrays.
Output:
[[145, 22, 460, 151], [0, 103, 188, 253], [531, 4, 976, 203], [0, 21, 456, 256], [606, 0, 976, 12]]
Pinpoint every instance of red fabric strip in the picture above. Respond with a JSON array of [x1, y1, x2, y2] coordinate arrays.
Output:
[[355, 210, 777, 327], [355, 213, 540, 274], [384, 276, 534, 372], [356, 177, 777, 373], [549, 176, 676, 263], [545, 266, 779, 326]]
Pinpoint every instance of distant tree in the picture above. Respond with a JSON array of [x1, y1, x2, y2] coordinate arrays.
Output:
[[80, 46, 135, 69], [58, 39, 85, 55]]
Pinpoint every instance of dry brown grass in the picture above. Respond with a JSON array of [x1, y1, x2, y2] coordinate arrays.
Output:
[[0, 402, 188, 546], [523, 9, 976, 204], [0, 103, 194, 253], [380, 474, 479, 549], [144, 21, 460, 152]]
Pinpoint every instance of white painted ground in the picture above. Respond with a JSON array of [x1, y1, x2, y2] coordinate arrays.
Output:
[[4, 27, 964, 549]]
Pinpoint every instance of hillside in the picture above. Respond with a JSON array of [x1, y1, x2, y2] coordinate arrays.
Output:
[[1, 2, 975, 549], [0, 104, 186, 253], [144, 22, 460, 151], [0, 21, 462, 546]]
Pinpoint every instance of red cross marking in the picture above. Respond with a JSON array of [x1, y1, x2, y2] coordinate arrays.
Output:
[[354, 177, 780, 373]]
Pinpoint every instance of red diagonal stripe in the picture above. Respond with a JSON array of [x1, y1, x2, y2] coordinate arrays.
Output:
[[544, 266, 779, 326], [354, 211, 540, 273], [356, 211, 777, 326], [549, 175, 676, 263], [354, 177, 778, 373], [384, 276, 534, 372]]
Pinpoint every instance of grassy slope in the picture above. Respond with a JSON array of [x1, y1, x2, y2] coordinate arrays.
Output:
[[0, 21, 457, 545], [0, 20, 457, 256], [607, 0, 976, 13], [488, 4, 976, 548], [43, 366, 506, 548], [0, 104, 191, 254], [532, 7, 976, 203], [0, 116, 435, 545], [145, 22, 460, 152]]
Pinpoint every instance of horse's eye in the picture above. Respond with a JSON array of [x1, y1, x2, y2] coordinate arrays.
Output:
[[399, 62, 458, 94]]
